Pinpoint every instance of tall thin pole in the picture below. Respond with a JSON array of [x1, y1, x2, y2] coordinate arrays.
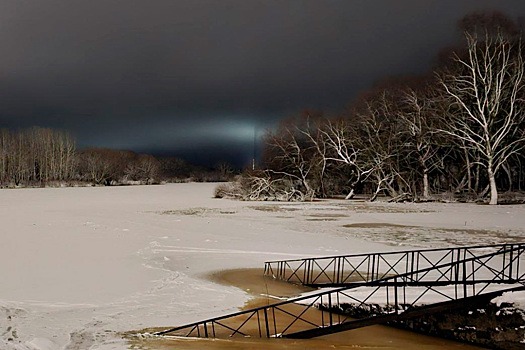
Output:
[[252, 126, 256, 170]]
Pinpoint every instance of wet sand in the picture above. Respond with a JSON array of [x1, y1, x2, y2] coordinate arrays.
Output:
[[130, 269, 483, 349]]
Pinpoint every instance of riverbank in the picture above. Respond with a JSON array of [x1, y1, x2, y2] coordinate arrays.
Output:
[[1, 183, 524, 349]]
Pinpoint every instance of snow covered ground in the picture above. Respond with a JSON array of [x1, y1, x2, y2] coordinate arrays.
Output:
[[1, 183, 524, 349]]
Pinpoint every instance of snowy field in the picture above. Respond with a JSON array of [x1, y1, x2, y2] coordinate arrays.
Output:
[[1, 183, 525, 349]]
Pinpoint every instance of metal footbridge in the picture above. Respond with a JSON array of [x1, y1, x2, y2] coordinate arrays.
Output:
[[154, 243, 525, 339]]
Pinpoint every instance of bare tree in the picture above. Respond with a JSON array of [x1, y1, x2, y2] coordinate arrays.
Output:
[[264, 118, 319, 199], [214, 161, 235, 182], [296, 115, 330, 197], [439, 31, 525, 204], [77, 149, 132, 185], [399, 88, 443, 199], [125, 154, 161, 184], [0, 129, 11, 185], [358, 92, 414, 201], [319, 118, 375, 199]]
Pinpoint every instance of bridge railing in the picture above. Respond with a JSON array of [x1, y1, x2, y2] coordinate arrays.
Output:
[[154, 243, 525, 339], [264, 243, 525, 286]]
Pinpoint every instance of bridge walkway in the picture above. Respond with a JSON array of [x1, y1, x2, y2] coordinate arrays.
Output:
[[154, 243, 525, 339]]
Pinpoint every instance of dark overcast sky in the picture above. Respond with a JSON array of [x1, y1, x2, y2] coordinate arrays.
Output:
[[0, 1, 524, 166]]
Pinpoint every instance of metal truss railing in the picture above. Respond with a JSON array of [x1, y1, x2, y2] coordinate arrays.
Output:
[[153, 243, 525, 339], [264, 243, 524, 286], [287, 284, 525, 338]]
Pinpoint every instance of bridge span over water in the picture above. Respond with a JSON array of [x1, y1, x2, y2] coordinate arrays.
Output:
[[154, 243, 525, 339]]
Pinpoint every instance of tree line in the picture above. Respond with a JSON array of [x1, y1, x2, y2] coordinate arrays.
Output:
[[0, 128, 76, 185], [0, 128, 234, 187], [220, 12, 525, 205]]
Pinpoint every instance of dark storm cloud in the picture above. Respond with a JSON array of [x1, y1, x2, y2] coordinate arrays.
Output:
[[0, 0, 524, 165]]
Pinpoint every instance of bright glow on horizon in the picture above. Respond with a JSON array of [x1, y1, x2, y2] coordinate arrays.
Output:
[[82, 116, 269, 153]]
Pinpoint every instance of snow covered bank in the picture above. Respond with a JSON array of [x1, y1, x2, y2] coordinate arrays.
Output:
[[1, 183, 524, 349]]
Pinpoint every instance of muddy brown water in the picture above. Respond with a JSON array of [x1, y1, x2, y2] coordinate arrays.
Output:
[[129, 268, 483, 349]]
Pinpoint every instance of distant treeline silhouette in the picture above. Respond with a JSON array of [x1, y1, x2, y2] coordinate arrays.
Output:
[[0, 128, 234, 187]]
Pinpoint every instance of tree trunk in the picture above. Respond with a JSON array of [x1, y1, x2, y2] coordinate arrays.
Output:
[[487, 167, 498, 205], [474, 163, 480, 194], [464, 148, 472, 192], [303, 179, 314, 201], [423, 171, 430, 199], [370, 177, 382, 202], [502, 163, 513, 192]]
